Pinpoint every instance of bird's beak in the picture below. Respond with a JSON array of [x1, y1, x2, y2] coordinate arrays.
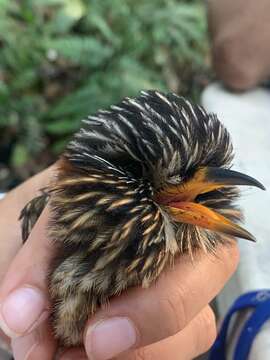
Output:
[[155, 167, 265, 241]]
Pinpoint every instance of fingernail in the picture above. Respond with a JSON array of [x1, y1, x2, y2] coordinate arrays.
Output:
[[85, 317, 137, 360], [0, 287, 47, 338], [11, 333, 37, 360]]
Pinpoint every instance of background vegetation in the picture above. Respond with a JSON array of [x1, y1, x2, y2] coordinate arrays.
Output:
[[0, 0, 210, 190]]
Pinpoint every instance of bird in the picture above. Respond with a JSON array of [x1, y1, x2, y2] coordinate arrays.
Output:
[[19, 90, 265, 346]]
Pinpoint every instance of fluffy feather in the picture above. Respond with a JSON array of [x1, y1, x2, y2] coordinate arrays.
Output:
[[20, 90, 240, 346]]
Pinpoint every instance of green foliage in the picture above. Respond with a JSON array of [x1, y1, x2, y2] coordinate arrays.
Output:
[[0, 0, 209, 170]]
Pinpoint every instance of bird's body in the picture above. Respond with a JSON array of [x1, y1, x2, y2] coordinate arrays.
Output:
[[20, 90, 264, 346]]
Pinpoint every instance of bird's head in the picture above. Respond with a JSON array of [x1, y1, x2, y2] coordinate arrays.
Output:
[[57, 90, 264, 259]]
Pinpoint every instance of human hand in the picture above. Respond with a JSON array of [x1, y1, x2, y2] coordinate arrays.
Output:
[[0, 167, 239, 359], [207, 0, 270, 91]]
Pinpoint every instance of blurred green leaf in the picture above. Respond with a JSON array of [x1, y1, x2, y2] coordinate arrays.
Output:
[[51, 136, 70, 154], [0, 0, 210, 175], [44, 36, 113, 66], [46, 118, 80, 134], [11, 143, 30, 167]]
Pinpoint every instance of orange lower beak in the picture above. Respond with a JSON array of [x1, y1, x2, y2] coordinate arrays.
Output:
[[155, 167, 265, 241], [167, 201, 255, 241]]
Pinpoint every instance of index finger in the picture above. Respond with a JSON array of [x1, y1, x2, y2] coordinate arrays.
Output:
[[0, 166, 54, 282]]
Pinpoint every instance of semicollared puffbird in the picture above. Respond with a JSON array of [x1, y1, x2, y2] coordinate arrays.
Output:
[[20, 90, 265, 346]]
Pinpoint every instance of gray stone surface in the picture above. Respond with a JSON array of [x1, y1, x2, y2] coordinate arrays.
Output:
[[0, 339, 11, 360], [202, 83, 270, 360], [0, 349, 12, 360]]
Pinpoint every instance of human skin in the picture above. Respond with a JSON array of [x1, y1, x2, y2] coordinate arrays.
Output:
[[0, 166, 239, 359], [207, 0, 270, 91]]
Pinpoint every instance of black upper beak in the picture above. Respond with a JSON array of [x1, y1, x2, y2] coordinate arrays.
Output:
[[206, 167, 266, 191]]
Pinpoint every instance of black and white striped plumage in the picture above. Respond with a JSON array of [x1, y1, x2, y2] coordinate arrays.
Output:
[[21, 90, 243, 346]]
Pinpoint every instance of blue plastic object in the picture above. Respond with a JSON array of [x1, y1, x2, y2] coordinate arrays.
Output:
[[209, 290, 270, 360]]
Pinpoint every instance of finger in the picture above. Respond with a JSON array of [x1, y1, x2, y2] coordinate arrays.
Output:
[[0, 207, 56, 358], [119, 305, 216, 360], [0, 166, 54, 282], [11, 321, 56, 360], [1, 206, 58, 358], [60, 306, 216, 360], [208, 0, 270, 90], [0, 166, 54, 348], [83, 244, 238, 360]]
